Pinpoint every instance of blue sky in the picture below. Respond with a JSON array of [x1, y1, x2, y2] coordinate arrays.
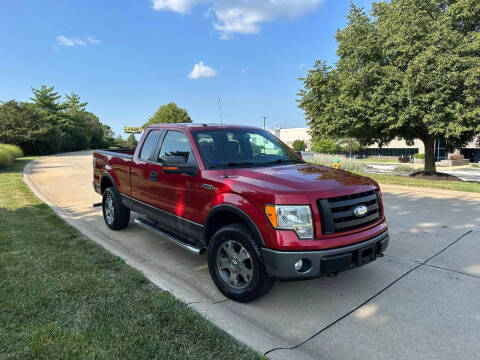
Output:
[[0, 0, 373, 136]]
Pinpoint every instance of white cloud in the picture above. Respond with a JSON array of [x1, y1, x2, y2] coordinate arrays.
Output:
[[87, 36, 101, 44], [151, 0, 323, 39], [56, 35, 86, 47], [56, 35, 101, 47], [152, 0, 197, 13], [188, 61, 218, 79]]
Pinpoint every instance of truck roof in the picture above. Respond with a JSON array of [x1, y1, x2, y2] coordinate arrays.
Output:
[[146, 123, 263, 131]]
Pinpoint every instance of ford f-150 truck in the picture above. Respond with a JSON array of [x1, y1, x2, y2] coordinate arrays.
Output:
[[93, 124, 389, 302]]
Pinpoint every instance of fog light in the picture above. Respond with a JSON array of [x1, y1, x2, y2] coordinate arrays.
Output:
[[294, 259, 303, 271]]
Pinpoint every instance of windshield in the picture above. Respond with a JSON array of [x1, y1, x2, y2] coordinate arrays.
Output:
[[192, 128, 303, 169]]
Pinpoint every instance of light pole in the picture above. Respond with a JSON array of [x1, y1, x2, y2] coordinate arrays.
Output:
[[261, 116, 268, 130]]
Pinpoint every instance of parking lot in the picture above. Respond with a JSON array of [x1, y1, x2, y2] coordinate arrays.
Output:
[[24, 151, 480, 360]]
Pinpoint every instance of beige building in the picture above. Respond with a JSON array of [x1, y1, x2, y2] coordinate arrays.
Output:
[[272, 127, 312, 149], [273, 126, 480, 162]]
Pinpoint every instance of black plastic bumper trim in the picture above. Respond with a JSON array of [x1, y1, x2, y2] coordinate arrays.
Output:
[[261, 231, 389, 280]]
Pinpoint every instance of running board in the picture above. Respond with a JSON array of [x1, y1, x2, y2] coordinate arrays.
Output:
[[134, 218, 203, 255]]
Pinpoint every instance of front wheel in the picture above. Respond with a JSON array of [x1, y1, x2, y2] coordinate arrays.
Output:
[[208, 223, 274, 302], [102, 187, 130, 230]]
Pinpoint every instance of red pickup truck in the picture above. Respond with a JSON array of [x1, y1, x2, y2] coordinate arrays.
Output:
[[93, 124, 388, 302]]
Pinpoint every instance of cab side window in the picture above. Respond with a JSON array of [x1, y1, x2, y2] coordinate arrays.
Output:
[[139, 130, 161, 161], [158, 131, 194, 164]]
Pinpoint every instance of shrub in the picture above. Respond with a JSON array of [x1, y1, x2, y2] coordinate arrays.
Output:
[[0, 148, 13, 168], [0, 144, 23, 159], [311, 138, 339, 154], [292, 139, 306, 152], [413, 153, 425, 159]]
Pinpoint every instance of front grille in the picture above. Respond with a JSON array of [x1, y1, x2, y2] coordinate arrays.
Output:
[[317, 190, 381, 234]]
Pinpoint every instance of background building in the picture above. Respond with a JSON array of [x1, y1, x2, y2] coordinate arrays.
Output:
[[273, 126, 480, 162], [272, 127, 311, 149]]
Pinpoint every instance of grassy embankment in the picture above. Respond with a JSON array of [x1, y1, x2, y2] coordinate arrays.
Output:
[[0, 158, 261, 360], [357, 171, 480, 193], [309, 153, 480, 193]]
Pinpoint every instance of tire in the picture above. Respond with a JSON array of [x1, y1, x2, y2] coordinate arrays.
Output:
[[102, 187, 130, 230], [208, 223, 274, 303]]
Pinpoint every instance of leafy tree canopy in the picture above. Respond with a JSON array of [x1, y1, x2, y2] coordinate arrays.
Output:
[[126, 134, 138, 149], [298, 0, 480, 174], [64, 92, 88, 113], [143, 103, 192, 128], [1, 87, 114, 154], [30, 85, 67, 113], [0, 100, 61, 154]]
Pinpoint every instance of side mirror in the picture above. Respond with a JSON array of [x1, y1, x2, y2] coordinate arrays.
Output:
[[163, 155, 197, 176]]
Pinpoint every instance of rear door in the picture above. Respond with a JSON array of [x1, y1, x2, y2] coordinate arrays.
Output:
[[147, 130, 210, 238], [130, 129, 162, 204]]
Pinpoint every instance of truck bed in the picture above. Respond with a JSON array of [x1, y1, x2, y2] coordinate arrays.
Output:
[[95, 149, 135, 159], [93, 149, 135, 196]]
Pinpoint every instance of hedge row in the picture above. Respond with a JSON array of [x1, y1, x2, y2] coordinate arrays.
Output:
[[0, 144, 24, 168]]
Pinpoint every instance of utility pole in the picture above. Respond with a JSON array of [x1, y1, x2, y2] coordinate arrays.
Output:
[[261, 116, 268, 130]]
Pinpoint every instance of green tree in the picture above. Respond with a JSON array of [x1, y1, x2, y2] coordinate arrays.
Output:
[[30, 85, 67, 114], [292, 139, 307, 151], [0, 101, 61, 154], [337, 138, 364, 155], [114, 134, 128, 148], [102, 125, 116, 148], [64, 92, 88, 113], [311, 138, 339, 154], [298, 0, 480, 174], [143, 103, 192, 128], [126, 134, 138, 149], [83, 112, 107, 148], [30, 85, 78, 152]]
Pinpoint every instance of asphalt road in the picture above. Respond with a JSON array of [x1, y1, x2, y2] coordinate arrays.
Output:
[[24, 151, 480, 360]]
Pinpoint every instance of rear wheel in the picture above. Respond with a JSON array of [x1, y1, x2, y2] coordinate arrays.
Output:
[[102, 187, 130, 230], [208, 223, 274, 302]]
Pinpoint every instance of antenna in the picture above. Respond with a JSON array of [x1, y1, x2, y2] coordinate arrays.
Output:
[[218, 97, 223, 126], [218, 97, 228, 178]]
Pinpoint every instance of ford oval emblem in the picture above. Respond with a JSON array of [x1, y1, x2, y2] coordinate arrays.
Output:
[[353, 205, 368, 217]]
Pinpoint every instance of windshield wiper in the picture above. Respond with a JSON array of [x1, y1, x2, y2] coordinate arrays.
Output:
[[209, 162, 254, 169]]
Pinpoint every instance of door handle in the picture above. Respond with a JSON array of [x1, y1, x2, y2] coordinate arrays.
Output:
[[150, 171, 158, 182]]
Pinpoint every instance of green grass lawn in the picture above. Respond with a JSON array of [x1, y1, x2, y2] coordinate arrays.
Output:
[[358, 171, 480, 193], [0, 158, 262, 360]]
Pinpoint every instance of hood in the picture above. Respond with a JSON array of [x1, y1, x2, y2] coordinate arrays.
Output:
[[226, 163, 377, 195]]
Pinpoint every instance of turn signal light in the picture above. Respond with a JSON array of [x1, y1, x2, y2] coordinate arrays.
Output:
[[265, 205, 278, 227]]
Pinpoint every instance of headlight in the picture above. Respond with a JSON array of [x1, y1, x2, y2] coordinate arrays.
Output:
[[265, 205, 313, 239]]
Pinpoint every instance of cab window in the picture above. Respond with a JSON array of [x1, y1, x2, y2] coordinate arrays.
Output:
[[139, 130, 161, 161], [158, 131, 194, 164]]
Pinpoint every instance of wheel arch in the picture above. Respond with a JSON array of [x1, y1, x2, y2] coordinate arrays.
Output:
[[205, 205, 265, 246], [100, 172, 116, 194]]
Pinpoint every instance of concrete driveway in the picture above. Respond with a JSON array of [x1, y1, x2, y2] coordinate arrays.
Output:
[[24, 151, 480, 360]]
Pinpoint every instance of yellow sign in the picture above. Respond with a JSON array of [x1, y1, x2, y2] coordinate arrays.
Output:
[[124, 126, 143, 134]]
